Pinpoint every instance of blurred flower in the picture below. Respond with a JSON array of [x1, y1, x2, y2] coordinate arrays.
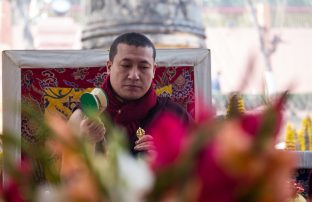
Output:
[[0, 157, 32, 202], [35, 185, 65, 202], [147, 92, 296, 202], [0, 91, 299, 202], [117, 152, 154, 202], [0, 180, 24, 202], [45, 113, 103, 202], [149, 112, 188, 171], [240, 113, 262, 136]]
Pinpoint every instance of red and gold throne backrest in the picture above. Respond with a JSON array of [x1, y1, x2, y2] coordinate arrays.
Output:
[[2, 49, 210, 174], [21, 65, 196, 142]]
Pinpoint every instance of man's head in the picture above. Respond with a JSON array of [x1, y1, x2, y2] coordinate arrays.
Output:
[[107, 32, 157, 101], [109, 32, 156, 62]]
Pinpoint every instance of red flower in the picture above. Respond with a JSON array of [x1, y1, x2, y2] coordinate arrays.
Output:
[[0, 158, 31, 202], [1, 180, 25, 202], [240, 92, 286, 140], [196, 145, 237, 202], [149, 112, 188, 171], [240, 113, 262, 137], [0, 157, 32, 202]]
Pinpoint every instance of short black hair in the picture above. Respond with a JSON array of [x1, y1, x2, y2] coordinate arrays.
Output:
[[109, 32, 156, 61]]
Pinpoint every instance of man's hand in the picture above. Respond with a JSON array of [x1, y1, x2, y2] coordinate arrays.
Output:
[[80, 117, 106, 144], [134, 135, 156, 156]]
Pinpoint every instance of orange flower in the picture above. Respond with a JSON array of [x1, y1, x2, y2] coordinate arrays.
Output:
[[45, 113, 103, 202], [214, 120, 297, 202]]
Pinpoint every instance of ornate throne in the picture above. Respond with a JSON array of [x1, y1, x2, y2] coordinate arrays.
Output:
[[2, 49, 211, 182]]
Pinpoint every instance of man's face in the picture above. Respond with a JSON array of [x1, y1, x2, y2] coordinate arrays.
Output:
[[107, 43, 156, 100]]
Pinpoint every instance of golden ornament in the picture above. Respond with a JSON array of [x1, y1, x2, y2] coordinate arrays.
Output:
[[136, 127, 145, 139]]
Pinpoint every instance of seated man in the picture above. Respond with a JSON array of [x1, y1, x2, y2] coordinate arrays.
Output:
[[69, 32, 191, 156]]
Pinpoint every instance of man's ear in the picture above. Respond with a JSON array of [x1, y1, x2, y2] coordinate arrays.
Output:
[[106, 60, 112, 73], [152, 63, 157, 78]]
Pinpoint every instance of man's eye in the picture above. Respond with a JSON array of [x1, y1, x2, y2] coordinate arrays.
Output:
[[121, 64, 131, 68]]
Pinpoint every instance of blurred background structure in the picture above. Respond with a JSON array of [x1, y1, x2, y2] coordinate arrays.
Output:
[[1, 0, 312, 135], [82, 0, 206, 49]]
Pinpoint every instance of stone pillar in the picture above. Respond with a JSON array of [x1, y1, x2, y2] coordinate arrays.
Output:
[[82, 0, 206, 49]]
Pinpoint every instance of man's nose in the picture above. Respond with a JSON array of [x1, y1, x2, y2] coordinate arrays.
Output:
[[128, 67, 140, 80]]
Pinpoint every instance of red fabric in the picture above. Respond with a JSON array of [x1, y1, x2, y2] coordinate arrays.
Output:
[[21, 66, 194, 117], [101, 76, 157, 137], [21, 66, 195, 142]]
